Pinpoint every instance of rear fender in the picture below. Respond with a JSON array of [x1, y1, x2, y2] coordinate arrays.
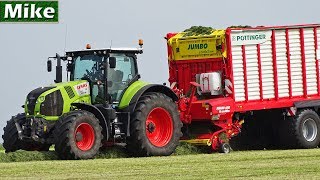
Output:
[[120, 84, 178, 114]]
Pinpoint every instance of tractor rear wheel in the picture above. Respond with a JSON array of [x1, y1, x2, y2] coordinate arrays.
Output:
[[2, 113, 50, 152], [285, 109, 320, 148], [53, 110, 103, 159], [127, 92, 182, 157]]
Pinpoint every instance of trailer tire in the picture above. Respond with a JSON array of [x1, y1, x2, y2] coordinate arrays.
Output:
[[2, 113, 50, 152], [289, 109, 320, 148], [54, 110, 103, 159], [218, 143, 231, 154], [127, 92, 182, 157]]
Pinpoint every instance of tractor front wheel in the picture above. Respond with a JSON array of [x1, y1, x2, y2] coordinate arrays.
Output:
[[127, 92, 182, 157], [53, 110, 103, 159], [2, 113, 50, 152]]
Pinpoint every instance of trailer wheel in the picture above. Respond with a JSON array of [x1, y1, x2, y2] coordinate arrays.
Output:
[[2, 113, 51, 152], [127, 92, 182, 157], [218, 143, 231, 154], [289, 109, 320, 148], [54, 110, 103, 159]]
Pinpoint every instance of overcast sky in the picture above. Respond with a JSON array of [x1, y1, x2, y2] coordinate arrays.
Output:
[[0, 0, 319, 141]]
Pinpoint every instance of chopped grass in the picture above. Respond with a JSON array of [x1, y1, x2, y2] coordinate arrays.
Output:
[[4, 150, 57, 162], [174, 142, 211, 155], [0, 143, 209, 162], [96, 146, 128, 159], [0, 148, 128, 162]]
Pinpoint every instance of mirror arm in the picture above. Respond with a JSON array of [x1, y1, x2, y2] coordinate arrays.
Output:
[[55, 53, 63, 83], [103, 59, 109, 107]]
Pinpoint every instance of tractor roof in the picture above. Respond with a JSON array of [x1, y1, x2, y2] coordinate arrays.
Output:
[[66, 47, 143, 57]]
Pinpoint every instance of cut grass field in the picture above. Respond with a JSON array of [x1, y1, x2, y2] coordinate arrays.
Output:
[[0, 147, 320, 179]]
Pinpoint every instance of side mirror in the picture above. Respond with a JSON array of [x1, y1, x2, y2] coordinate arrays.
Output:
[[109, 57, 116, 69], [47, 60, 52, 72]]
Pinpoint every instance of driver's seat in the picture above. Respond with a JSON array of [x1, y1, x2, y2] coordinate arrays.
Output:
[[109, 70, 124, 101], [114, 70, 123, 82]]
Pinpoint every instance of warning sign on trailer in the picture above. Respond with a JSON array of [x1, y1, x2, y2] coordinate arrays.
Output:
[[231, 30, 272, 46]]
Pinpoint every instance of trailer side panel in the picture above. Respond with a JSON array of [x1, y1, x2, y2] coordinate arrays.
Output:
[[228, 25, 320, 111]]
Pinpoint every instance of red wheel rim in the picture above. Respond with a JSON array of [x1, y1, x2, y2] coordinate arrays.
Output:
[[75, 123, 95, 151], [146, 107, 173, 147]]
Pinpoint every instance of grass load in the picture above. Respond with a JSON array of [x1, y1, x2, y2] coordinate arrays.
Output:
[[182, 25, 252, 37], [183, 26, 215, 37]]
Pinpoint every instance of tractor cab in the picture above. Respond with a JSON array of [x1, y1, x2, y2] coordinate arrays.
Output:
[[48, 45, 143, 106]]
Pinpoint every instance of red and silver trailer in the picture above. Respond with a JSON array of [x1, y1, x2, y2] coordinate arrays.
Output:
[[166, 24, 320, 152]]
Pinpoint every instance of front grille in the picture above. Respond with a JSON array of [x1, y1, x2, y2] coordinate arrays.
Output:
[[27, 87, 54, 115], [64, 86, 75, 99], [40, 90, 64, 116]]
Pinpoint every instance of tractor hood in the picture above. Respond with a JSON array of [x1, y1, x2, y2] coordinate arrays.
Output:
[[25, 80, 91, 120]]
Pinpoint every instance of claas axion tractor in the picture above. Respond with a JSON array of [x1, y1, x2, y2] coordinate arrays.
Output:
[[3, 41, 182, 159]]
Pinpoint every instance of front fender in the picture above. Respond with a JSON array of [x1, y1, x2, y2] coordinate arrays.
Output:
[[71, 103, 109, 140]]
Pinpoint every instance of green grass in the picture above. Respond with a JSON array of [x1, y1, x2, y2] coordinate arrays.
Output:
[[0, 148, 320, 179]]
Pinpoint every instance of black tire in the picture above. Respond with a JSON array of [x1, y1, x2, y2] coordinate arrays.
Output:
[[285, 109, 320, 148], [2, 113, 50, 153], [53, 110, 103, 160], [218, 143, 231, 154], [127, 92, 183, 157]]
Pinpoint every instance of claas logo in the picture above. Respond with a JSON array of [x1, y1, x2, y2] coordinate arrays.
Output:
[[77, 83, 88, 90]]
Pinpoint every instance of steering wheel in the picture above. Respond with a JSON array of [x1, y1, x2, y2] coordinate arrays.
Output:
[[85, 68, 103, 81]]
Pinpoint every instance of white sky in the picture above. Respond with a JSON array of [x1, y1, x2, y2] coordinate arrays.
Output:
[[0, 0, 319, 141]]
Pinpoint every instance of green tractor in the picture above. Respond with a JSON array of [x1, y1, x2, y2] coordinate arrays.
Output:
[[3, 42, 182, 159]]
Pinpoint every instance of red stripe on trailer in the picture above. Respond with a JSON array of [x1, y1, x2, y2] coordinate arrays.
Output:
[[314, 27, 320, 95], [285, 29, 293, 98], [235, 95, 320, 112], [271, 30, 279, 100], [300, 28, 307, 97], [256, 44, 263, 100], [242, 45, 248, 101]]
